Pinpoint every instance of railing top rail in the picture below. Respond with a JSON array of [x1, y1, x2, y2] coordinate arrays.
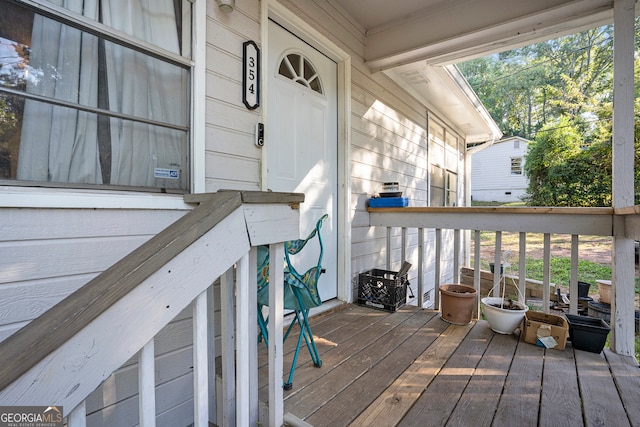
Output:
[[614, 205, 640, 215], [368, 205, 616, 235], [368, 206, 614, 215], [185, 190, 304, 207]]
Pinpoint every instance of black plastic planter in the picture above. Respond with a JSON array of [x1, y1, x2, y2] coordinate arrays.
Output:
[[566, 314, 610, 353]]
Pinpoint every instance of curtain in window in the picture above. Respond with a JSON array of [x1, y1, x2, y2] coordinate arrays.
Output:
[[17, 0, 183, 188], [101, 0, 184, 187], [17, 0, 102, 184]]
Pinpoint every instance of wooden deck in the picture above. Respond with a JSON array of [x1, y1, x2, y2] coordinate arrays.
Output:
[[257, 304, 640, 427]]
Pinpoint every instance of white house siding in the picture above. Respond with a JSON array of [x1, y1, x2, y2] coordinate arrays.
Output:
[[0, 207, 187, 341], [0, 205, 197, 424], [204, 0, 262, 192], [471, 138, 529, 203], [201, 0, 467, 304], [277, 0, 465, 304], [0, 0, 468, 423]]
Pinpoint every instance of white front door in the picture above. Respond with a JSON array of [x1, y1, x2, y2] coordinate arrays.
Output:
[[267, 20, 338, 301]]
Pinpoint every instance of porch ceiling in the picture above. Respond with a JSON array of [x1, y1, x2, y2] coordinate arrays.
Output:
[[332, 0, 636, 145], [333, 0, 623, 70]]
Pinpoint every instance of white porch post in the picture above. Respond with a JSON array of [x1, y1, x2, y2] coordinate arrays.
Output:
[[268, 243, 285, 427], [235, 253, 250, 427], [611, 0, 636, 355]]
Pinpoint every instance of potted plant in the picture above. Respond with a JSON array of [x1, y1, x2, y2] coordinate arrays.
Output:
[[481, 252, 528, 334], [440, 284, 477, 325]]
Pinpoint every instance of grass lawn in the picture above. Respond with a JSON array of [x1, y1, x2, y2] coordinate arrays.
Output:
[[473, 231, 612, 289], [471, 229, 639, 358]]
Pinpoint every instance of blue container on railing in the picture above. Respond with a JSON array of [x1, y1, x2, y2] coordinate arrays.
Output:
[[368, 197, 408, 208]]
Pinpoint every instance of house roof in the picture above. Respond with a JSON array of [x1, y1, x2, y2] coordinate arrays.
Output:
[[468, 136, 532, 154], [384, 63, 503, 145]]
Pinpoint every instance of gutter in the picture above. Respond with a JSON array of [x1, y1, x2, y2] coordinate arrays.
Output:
[[444, 64, 503, 144]]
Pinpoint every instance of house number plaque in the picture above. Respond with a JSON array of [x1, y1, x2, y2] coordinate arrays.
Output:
[[243, 40, 260, 110]]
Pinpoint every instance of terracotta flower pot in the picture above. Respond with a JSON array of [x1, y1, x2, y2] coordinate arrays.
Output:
[[439, 284, 478, 325]]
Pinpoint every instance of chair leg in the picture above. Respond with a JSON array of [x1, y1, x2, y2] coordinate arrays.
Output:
[[257, 304, 269, 347], [259, 294, 323, 390], [299, 308, 322, 368], [284, 311, 307, 391]]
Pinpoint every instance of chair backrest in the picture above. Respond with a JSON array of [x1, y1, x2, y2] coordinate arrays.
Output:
[[257, 214, 328, 310], [283, 214, 327, 309]]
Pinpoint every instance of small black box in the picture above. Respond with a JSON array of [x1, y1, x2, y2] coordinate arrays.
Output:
[[357, 268, 409, 312]]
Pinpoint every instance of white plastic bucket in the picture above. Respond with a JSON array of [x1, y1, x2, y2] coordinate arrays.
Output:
[[481, 296, 528, 334]]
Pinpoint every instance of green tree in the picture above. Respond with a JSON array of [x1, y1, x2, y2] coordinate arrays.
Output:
[[458, 25, 617, 142], [524, 116, 584, 206], [460, 22, 640, 207]]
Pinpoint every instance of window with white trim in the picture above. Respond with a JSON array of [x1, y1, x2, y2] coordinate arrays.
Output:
[[0, 0, 192, 192], [511, 157, 523, 175], [429, 119, 460, 207]]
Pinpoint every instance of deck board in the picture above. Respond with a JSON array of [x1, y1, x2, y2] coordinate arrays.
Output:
[[493, 338, 544, 427], [303, 310, 444, 426], [350, 322, 473, 426], [576, 350, 631, 427], [446, 332, 518, 426], [539, 343, 584, 427], [282, 308, 430, 418], [398, 320, 494, 427], [605, 349, 640, 424], [256, 304, 640, 427]]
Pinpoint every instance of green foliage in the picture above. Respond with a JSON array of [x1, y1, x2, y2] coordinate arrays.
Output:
[[460, 22, 640, 207], [458, 25, 619, 141], [0, 98, 18, 140], [523, 116, 608, 206]]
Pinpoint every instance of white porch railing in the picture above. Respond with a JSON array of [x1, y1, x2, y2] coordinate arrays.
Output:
[[0, 191, 302, 427], [369, 206, 639, 353]]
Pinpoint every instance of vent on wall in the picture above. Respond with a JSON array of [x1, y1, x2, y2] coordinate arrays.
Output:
[[423, 289, 432, 307]]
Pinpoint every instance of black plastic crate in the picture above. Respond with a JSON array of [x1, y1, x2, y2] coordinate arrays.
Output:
[[566, 314, 611, 353], [357, 268, 409, 312]]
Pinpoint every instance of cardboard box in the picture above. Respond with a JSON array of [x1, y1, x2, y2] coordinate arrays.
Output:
[[522, 311, 569, 350]]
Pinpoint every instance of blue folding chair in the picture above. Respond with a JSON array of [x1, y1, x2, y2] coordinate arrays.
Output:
[[256, 214, 327, 390]]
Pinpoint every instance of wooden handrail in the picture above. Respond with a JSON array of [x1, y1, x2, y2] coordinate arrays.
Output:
[[368, 206, 614, 215], [0, 192, 242, 391], [0, 191, 304, 393], [368, 206, 615, 236], [185, 190, 305, 207]]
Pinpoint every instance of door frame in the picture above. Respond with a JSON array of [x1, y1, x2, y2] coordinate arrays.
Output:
[[261, 1, 352, 303]]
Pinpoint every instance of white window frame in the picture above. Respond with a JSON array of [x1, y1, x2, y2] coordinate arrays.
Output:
[[511, 156, 523, 175], [0, 0, 204, 209], [428, 115, 462, 207]]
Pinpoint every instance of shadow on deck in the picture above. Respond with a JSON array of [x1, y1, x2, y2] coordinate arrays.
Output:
[[257, 304, 640, 426]]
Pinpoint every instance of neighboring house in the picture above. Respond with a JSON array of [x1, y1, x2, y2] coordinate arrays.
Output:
[[0, 1, 635, 426], [471, 136, 530, 203]]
